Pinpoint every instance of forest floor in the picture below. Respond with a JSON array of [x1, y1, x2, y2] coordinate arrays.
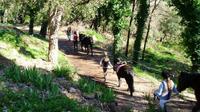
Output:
[[14, 25, 196, 112]]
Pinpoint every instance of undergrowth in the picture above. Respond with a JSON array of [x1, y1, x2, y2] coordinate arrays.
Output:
[[78, 77, 116, 103]]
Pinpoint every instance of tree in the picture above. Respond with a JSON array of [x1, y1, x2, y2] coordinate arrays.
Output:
[[142, 0, 161, 60], [96, 0, 131, 60], [22, 0, 47, 34], [48, 4, 64, 65], [159, 10, 182, 43], [132, 0, 149, 64], [172, 0, 200, 72], [125, 0, 136, 57]]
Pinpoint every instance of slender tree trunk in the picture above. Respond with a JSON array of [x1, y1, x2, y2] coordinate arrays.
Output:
[[40, 18, 48, 37], [125, 0, 136, 57], [142, 16, 151, 60], [29, 11, 35, 35], [48, 6, 64, 65], [142, 0, 161, 60], [3, 9, 7, 23], [132, 0, 149, 64]]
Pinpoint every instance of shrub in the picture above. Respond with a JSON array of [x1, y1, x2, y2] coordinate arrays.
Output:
[[53, 66, 74, 80], [4, 65, 59, 93], [0, 88, 97, 112], [78, 77, 116, 103]]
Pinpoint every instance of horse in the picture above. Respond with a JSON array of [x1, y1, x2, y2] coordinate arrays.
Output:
[[114, 58, 135, 96], [177, 72, 200, 112], [79, 33, 93, 55]]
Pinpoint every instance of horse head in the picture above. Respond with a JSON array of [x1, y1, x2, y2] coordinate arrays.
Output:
[[177, 72, 190, 92]]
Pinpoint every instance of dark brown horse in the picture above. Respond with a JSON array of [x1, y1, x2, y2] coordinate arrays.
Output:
[[114, 58, 135, 96], [177, 72, 200, 112], [79, 33, 93, 55]]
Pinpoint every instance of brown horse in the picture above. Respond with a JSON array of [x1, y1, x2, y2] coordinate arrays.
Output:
[[79, 33, 93, 55], [114, 58, 135, 96], [177, 72, 200, 112]]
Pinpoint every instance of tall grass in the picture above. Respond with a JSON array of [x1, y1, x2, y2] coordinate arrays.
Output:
[[0, 88, 97, 112], [4, 65, 59, 93], [53, 66, 74, 80], [78, 77, 116, 103]]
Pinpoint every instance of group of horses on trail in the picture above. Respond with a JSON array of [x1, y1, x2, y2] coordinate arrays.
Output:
[[101, 56, 200, 112], [72, 33, 93, 56]]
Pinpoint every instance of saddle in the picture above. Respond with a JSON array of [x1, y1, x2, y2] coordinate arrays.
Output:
[[115, 63, 126, 73]]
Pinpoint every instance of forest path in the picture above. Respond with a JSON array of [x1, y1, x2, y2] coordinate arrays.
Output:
[[58, 39, 154, 111], [58, 38, 196, 112], [14, 25, 196, 111]]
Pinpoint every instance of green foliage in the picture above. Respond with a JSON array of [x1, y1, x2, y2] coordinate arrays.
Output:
[[78, 77, 116, 103], [0, 29, 22, 47], [53, 66, 74, 80], [132, 0, 149, 63], [96, 0, 131, 59], [0, 88, 96, 112], [159, 10, 183, 43], [4, 65, 59, 93], [171, 0, 200, 71], [144, 93, 157, 112], [0, 64, 5, 70], [83, 29, 106, 42], [0, 29, 48, 60]]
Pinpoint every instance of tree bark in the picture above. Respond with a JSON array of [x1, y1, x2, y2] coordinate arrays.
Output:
[[125, 0, 136, 57], [29, 11, 35, 35], [40, 18, 48, 37], [48, 6, 64, 65], [3, 9, 7, 23], [142, 0, 161, 60]]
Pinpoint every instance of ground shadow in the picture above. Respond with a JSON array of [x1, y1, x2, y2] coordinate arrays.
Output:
[[0, 54, 15, 70], [58, 39, 106, 65]]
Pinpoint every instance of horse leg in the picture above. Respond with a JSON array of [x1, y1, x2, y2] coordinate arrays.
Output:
[[90, 44, 93, 56], [117, 76, 121, 87], [73, 42, 75, 51], [193, 90, 200, 112], [126, 77, 134, 96], [87, 46, 89, 55]]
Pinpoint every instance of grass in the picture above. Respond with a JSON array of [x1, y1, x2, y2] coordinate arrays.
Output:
[[53, 66, 75, 80], [2, 65, 98, 112], [128, 43, 191, 84], [0, 29, 48, 60], [4, 65, 59, 94], [144, 93, 158, 112], [0, 88, 97, 112], [78, 77, 116, 103], [83, 29, 106, 42]]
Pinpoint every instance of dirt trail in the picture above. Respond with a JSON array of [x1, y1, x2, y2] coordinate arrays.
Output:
[[58, 39, 163, 111]]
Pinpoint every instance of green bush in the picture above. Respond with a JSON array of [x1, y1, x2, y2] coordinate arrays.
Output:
[[78, 77, 116, 103], [83, 29, 106, 42], [0, 30, 22, 47], [4, 65, 59, 93], [0, 88, 97, 112], [53, 66, 74, 80]]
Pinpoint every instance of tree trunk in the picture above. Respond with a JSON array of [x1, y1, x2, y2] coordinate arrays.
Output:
[[142, 16, 151, 60], [142, 0, 161, 60], [29, 11, 35, 35], [125, 0, 136, 57], [132, 0, 149, 64], [48, 6, 64, 65], [40, 18, 48, 37], [3, 9, 7, 23]]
